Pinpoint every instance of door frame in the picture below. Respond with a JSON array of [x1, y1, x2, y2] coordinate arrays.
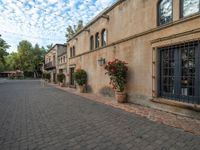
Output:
[[158, 41, 200, 105]]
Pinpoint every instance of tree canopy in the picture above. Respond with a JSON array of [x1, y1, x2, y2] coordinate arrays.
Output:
[[2, 40, 47, 78], [0, 35, 10, 72], [65, 20, 83, 39], [46, 43, 53, 50], [0, 35, 10, 65]]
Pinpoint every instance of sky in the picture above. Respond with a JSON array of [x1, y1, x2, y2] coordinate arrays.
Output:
[[0, 0, 116, 53]]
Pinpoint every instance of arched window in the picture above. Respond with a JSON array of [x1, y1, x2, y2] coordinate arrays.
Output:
[[63, 56, 66, 63], [181, 0, 200, 17], [101, 29, 107, 47], [70, 47, 73, 57], [158, 0, 173, 26], [90, 36, 94, 50], [95, 33, 100, 49], [73, 46, 75, 57]]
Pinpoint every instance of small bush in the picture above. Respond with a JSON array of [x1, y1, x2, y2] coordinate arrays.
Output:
[[57, 73, 66, 83], [73, 69, 87, 86], [43, 73, 51, 81]]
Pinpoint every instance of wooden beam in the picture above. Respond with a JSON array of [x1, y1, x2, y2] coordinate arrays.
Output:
[[101, 15, 109, 20]]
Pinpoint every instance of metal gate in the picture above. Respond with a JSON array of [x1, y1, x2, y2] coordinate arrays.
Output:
[[159, 41, 200, 104]]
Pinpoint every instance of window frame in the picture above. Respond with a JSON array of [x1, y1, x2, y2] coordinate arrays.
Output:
[[90, 35, 94, 50], [73, 46, 75, 57], [95, 32, 100, 49], [101, 29, 107, 47], [180, 0, 200, 18], [157, 0, 173, 26], [70, 47, 73, 58], [158, 41, 200, 105]]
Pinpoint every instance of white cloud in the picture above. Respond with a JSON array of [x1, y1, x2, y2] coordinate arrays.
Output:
[[0, 0, 116, 53]]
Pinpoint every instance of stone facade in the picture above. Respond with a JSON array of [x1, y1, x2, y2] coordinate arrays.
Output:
[[44, 44, 67, 83], [66, 0, 200, 115], [58, 52, 68, 79]]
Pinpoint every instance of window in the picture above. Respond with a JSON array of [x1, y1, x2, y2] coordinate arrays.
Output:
[[90, 36, 94, 50], [61, 57, 63, 63], [73, 46, 76, 57], [70, 47, 73, 57], [63, 56, 66, 63], [158, 41, 200, 104], [95, 33, 100, 49], [181, 0, 200, 17], [101, 29, 107, 47], [158, 0, 173, 25]]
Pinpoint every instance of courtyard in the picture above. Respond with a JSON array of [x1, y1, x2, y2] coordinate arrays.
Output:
[[0, 80, 199, 150]]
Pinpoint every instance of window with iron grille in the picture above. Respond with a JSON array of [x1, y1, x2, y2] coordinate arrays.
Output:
[[158, 41, 200, 104]]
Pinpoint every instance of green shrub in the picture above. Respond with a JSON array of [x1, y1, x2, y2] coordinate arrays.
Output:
[[42, 73, 51, 81], [57, 73, 66, 83], [73, 69, 87, 86]]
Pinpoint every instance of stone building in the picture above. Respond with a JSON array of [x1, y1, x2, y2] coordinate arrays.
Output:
[[58, 51, 67, 75], [66, 0, 200, 115], [44, 44, 67, 82]]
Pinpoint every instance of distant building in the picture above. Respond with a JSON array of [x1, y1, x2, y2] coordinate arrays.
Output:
[[0, 70, 24, 78], [58, 51, 67, 74], [44, 44, 67, 83]]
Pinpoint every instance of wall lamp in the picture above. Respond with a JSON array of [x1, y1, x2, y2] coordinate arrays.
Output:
[[97, 57, 106, 66]]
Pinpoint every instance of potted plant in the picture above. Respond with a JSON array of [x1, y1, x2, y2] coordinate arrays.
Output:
[[73, 69, 87, 93], [46, 73, 51, 82], [57, 73, 66, 87], [43, 73, 51, 82], [105, 59, 128, 103]]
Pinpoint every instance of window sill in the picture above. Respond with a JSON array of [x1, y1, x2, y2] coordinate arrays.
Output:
[[151, 98, 200, 112]]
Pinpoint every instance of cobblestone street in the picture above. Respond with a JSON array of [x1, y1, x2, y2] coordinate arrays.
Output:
[[0, 80, 199, 150]]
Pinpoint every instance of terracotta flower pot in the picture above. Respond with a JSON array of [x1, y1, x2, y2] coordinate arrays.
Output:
[[115, 91, 127, 103], [79, 85, 85, 93], [60, 82, 65, 87]]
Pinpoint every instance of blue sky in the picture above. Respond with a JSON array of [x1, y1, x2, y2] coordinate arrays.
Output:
[[0, 0, 116, 53]]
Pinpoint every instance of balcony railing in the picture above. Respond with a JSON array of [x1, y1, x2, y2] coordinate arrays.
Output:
[[44, 62, 56, 70]]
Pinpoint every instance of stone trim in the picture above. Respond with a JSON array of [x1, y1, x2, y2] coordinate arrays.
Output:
[[151, 98, 200, 112]]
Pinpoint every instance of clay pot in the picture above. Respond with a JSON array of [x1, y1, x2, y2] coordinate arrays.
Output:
[[79, 85, 85, 93], [115, 91, 127, 103], [60, 82, 65, 87]]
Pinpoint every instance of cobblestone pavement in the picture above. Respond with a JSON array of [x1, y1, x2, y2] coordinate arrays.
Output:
[[0, 80, 199, 150]]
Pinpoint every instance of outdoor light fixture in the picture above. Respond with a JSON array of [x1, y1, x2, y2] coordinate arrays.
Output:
[[97, 57, 106, 66]]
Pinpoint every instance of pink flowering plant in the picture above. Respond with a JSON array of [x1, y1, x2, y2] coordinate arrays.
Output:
[[105, 59, 128, 92]]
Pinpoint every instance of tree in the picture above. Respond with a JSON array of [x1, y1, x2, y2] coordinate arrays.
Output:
[[1, 40, 46, 78], [0, 35, 10, 65], [17, 40, 33, 72], [46, 43, 53, 50], [31, 44, 46, 77], [4, 52, 20, 71], [65, 20, 83, 39]]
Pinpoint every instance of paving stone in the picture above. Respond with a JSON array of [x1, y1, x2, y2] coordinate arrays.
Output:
[[0, 80, 199, 150]]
